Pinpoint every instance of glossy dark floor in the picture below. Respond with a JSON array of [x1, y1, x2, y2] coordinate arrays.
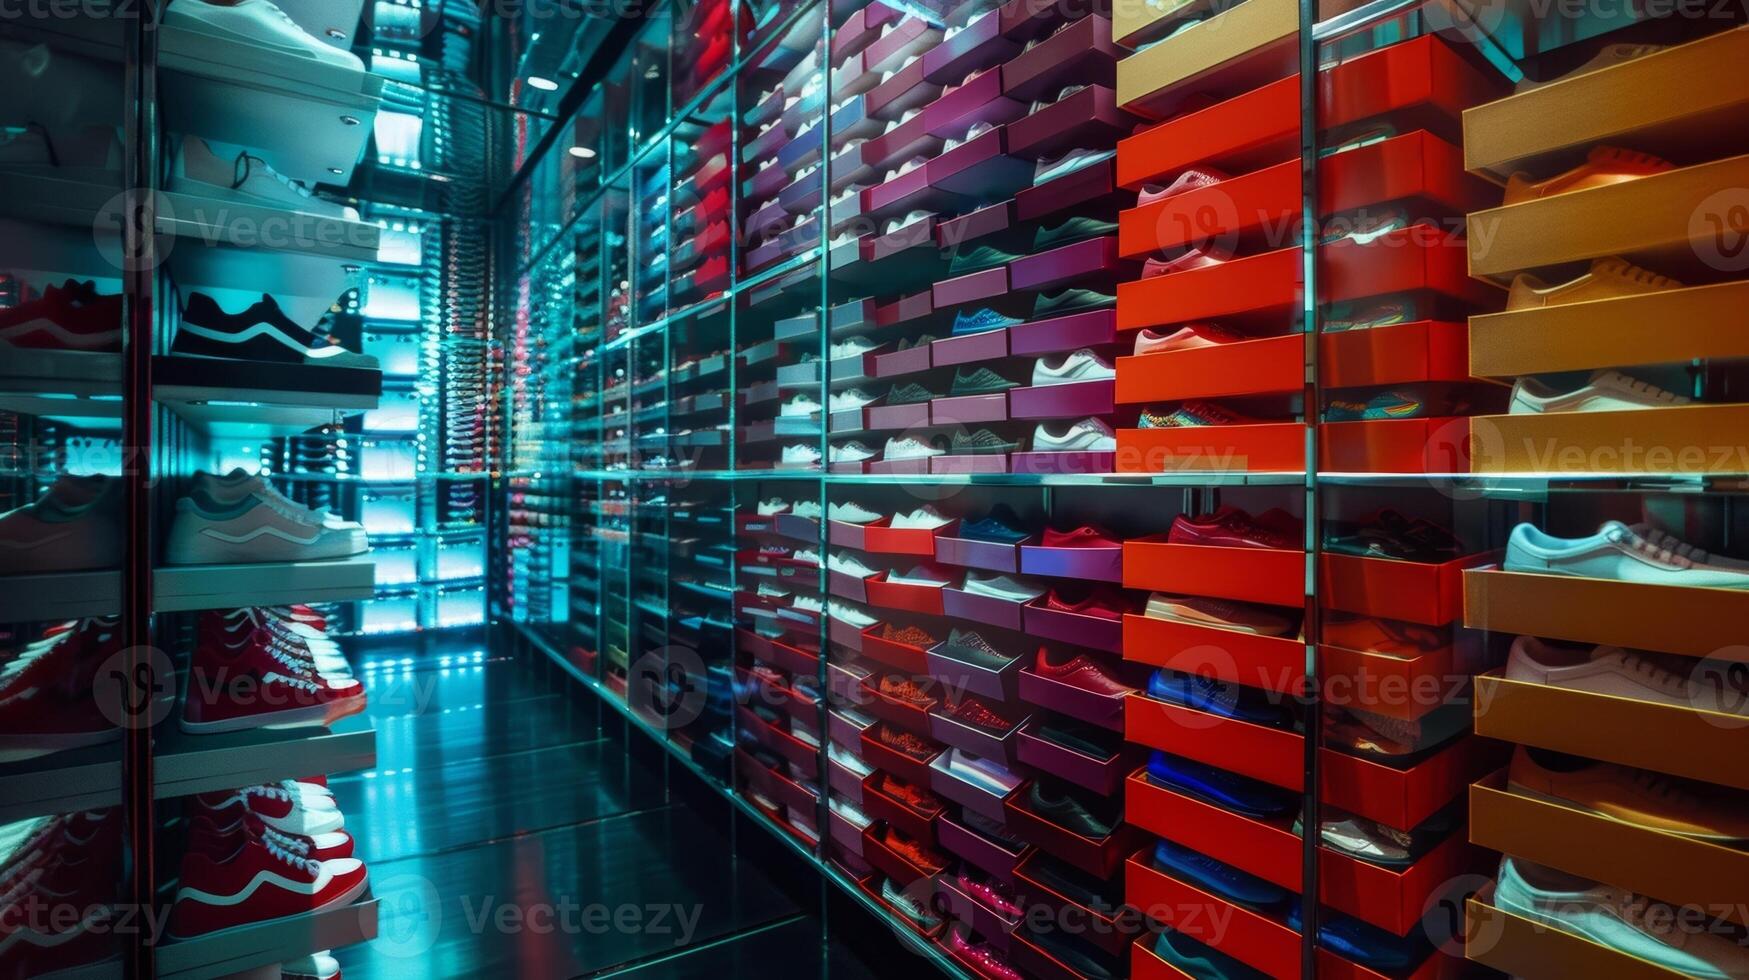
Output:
[[330, 632, 910, 979]]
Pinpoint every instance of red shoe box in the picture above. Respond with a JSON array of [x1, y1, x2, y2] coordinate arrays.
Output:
[[865, 573, 949, 616], [864, 517, 956, 555], [1009, 236, 1123, 293], [1016, 664, 1128, 733], [861, 824, 949, 887], [735, 666, 810, 717], [1004, 792, 1143, 879], [862, 771, 943, 842], [736, 706, 820, 777], [1121, 613, 1304, 697], [938, 812, 1031, 882], [1116, 422, 1309, 474], [929, 701, 1028, 762], [738, 628, 820, 677], [1115, 334, 1303, 403], [1320, 319, 1470, 388], [1012, 850, 1139, 958], [1317, 552, 1495, 627], [1123, 538, 1304, 607], [1009, 928, 1125, 979], [1318, 638, 1471, 724], [1318, 417, 1472, 474], [861, 726, 942, 787], [1126, 694, 1304, 791], [1323, 735, 1502, 831], [1016, 721, 1138, 796], [859, 622, 933, 674]]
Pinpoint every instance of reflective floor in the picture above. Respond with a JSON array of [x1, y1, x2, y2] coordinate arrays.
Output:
[[330, 633, 906, 978]]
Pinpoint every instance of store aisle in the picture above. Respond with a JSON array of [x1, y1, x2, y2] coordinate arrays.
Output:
[[325, 636, 902, 979]]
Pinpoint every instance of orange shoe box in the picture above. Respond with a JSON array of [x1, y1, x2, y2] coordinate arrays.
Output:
[[1125, 694, 1304, 791], [1318, 552, 1496, 627], [1318, 417, 1473, 475], [1114, 334, 1303, 403], [1122, 613, 1306, 698], [1123, 539, 1304, 608], [1115, 423, 1308, 474]]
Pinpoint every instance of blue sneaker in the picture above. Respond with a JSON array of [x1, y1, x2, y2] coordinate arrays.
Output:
[[1286, 903, 1429, 973], [1146, 669, 1293, 728], [1324, 391, 1424, 422], [1153, 928, 1272, 980], [1153, 839, 1290, 910], [952, 307, 1024, 336], [1145, 751, 1297, 818], [959, 504, 1030, 544]]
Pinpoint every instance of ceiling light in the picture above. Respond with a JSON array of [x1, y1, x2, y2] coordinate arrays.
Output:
[[568, 146, 597, 159], [527, 76, 559, 91]]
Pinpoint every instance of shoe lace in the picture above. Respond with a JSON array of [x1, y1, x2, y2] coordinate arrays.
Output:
[[1609, 524, 1691, 568], [1600, 372, 1686, 404], [262, 832, 322, 877], [1639, 526, 1711, 563], [268, 671, 322, 693], [1617, 650, 1689, 696]]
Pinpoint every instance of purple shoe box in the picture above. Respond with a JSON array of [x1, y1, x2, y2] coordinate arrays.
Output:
[[874, 288, 935, 328], [923, 9, 1021, 84], [930, 752, 1024, 824], [1006, 84, 1137, 160], [863, 163, 957, 221], [1010, 309, 1117, 356], [928, 704, 1029, 764], [934, 533, 1023, 572], [928, 128, 1033, 198], [1015, 723, 1139, 797], [863, 16, 940, 76], [774, 513, 821, 543], [744, 160, 788, 200], [828, 756, 867, 802], [747, 197, 788, 237], [1009, 236, 1121, 292], [1015, 157, 1117, 223], [937, 200, 1014, 249], [866, 58, 941, 121], [829, 569, 872, 603], [827, 613, 868, 651], [999, 15, 1122, 103], [935, 874, 1021, 953], [744, 238, 787, 273], [1010, 450, 1116, 475], [1023, 601, 1124, 654], [828, 519, 869, 549], [777, 174, 823, 217], [921, 66, 1024, 139], [861, 113, 943, 173], [831, 3, 895, 60], [872, 343, 932, 378], [932, 454, 1010, 474], [868, 214, 936, 260], [828, 808, 869, 856], [931, 392, 1009, 425], [1009, 379, 1116, 419], [925, 639, 1026, 702], [829, 142, 878, 193], [942, 586, 1028, 632], [830, 98, 886, 144], [937, 812, 1028, 883], [1016, 666, 1126, 732], [931, 328, 1010, 366], [744, 123, 789, 166], [933, 267, 1009, 308], [1019, 543, 1122, 583], [867, 457, 933, 475], [867, 401, 931, 430]]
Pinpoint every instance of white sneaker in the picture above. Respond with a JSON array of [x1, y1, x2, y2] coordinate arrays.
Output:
[[961, 572, 1044, 602], [893, 156, 927, 178], [793, 548, 822, 566], [756, 498, 790, 516], [791, 500, 822, 519], [829, 441, 877, 463], [282, 951, 340, 980], [164, 0, 365, 72], [884, 209, 931, 235], [887, 565, 951, 587], [1506, 636, 1748, 715], [944, 121, 993, 153], [827, 600, 877, 627], [828, 501, 882, 524], [891, 506, 951, 530], [828, 552, 877, 577], [193, 470, 365, 537], [829, 388, 881, 411], [0, 475, 122, 574], [882, 436, 944, 460], [1510, 370, 1691, 414], [1031, 349, 1116, 387], [166, 485, 367, 565], [780, 394, 821, 417], [173, 137, 358, 221], [1032, 417, 1116, 452], [830, 339, 877, 359], [1505, 520, 1749, 589], [780, 444, 822, 465]]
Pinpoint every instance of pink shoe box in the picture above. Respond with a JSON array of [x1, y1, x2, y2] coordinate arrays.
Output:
[[931, 454, 1010, 474], [827, 657, 872, 705], [1010, 450, 1117, 476], [929, 703, 1029, 763], [827, 518, 870, 549], [1015, 157, 1117, 223], [866, 400, 931, 430], [1015, 722, 1139, 796], [923, 8, 1020, 84], [861, 111, 944, 173], [832, 2, 900, 60], [1015, 662, 1128, 732], [743, 160, 789, 201], [932, 323, 1011, 365], [997, 0, 1110, 41], [933, 266, 1009, 308], [867, 57, 942, 120], [934, 533, 1024, 573], [937, 200, 1015, 249], [829, 53, 882, 102], [931, 391, 1009, 424], [863, 16, 942, 76], [1009, 379, 1116, 420], [861, 726, 942, 785], [926, 639, 1027, 702], [827, 612, 868, 651], [1008, 236, 1122, 292], [829, 703, 876, 749], [937, 812, 1029, 883], [928, 127, 1033, 198], [874, 288, 936, 328], [829, 141, 878, 192], [863, 162, 958, 221], [1010, 308, 1117, 356], [1006, 85, 1138, 160], [831, 297, 876, 335], [1005, 790, 1141, 880], [828, 806, 870, 857], [942, 586, 1029, 632], [830, 569, 873, 604], [868, 212, 937, 259], [999, 15, 1122, 103], [872, 343, 932, 378], [1019, 542, 1123, 583], [921, 66, 1026, 139], [829, 755, 869, 803], [1024, 600, 1124, 655], [935, 872, 1022, 953], [827, 459, 869, 474], [931, 751, 1026, 824]]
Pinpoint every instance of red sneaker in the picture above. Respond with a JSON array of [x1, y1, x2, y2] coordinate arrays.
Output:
[[181, 628, 364, 733], [0, 279, 122, 352], [0, 618, 123, 761], [1034, 648, 1134, 697], [167, 824, 368, 938], [1040, 589, 1124, 621], [190, 809, 355, 862], [194, 784, 345, 836], [1040, 525, 1120, 549], [1167, 510, 1298, 550]]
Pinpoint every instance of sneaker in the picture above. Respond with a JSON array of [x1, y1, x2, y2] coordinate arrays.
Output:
[[781, 444, 823, 465], [830, 338, 878, 360], [167, 823, 368, 938], [1325, 391, 1424, 422], [827, 552, 876, 578], [1144, 594, 1296, 637], [1029, 83, 1086, 114], [1507, 745, 1749, 843], [1494, 856, 1749, 979], [0, 279, 123, 352], [1031, 288, 1115, 319], [947, 930, 1023, 980], [165, 485, 367, 565], [1628, 521, 1749, 570], [164, 0, 365, 72], [949, 429, 1018, 455], [779, 393, 821, 417], [828, 501, 881, 524], [1322, 509, 1463, 562], [1147, 668, 1292, 727], [887, 565, 951, 587], [942, 120, 994, 152], [826, 601, 877, 627], [1137, 401, 1259, 428], [891, 506, 951, 530], [1033, 648, 1133, 697], [1516, 42, 1667, 91], [1142, 244, 1234, 278], [940, 629, 1014, 669], [1031, 349, 1115, 387], [1505, 520, 1749, 588], [1507, 636, 1749, 717], [958, 506, 1030, 543], [948, 243, 1020, 276], [1033, 215, 1117, 250], [1032, 147, 1114, 185], [1133, 322, 1243, 355], [880, 877, 942, 929], [1503, 145, 1674, 206], [1041, 525, 1119, 548], [1507, 257, 1682, 312], [181, 628, 365, 733], [191, 470, 366, 544], [173, 137, 358, 221], [1153, 927, 1272, 980], [0, 618, 123, 761], [1031, 417, 1115, 452], [883, 209, 932, 235], [1137, 167, 1230, 206], [756, 498, 790, 516], [886, 382, 939, 404], [828, 441, 876, 463], [1167, 510, 1297, 550], [950, 366, 1020, 395], [1153, 837, 1290, 908], [1324, 297, 1418, 332], [281, 951, 341, 980], [1026, 781, 1115, 837], [1041, 588, 1125, 620], [951, 307, 1024, 336], [961, 572, 1043, 602], [882, 436, 945, 460], [193, 782, 343, 837], [173, 293, 378, 370], [948, 748, 1024, 796], [0, 475, 123, 573], [1146, 750, 1296, 817], [829, 388, 882, 411]]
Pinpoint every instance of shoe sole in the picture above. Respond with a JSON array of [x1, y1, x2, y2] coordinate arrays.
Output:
[[166, 874, 370, 942]]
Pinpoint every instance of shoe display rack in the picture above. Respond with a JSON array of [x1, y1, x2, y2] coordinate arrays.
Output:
[[500, 0, 1749, 979]]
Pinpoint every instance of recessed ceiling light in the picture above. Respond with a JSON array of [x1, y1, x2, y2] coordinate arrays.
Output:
[[568, 146, 597, 159], [528, 76, 559, 91]]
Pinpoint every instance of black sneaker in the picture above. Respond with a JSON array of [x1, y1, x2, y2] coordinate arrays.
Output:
[[1034, 215, 1118, 250], [887, 382, 939, 404], [1028, 780, 1117, 838], [896, 334, 937, 351], [174, 292, 378, 369], [941, 628, 1013, 668], [950, 366, 1020, 396], [1032, 288, 1117, 319], [948, 243, 1021, 276], [950, 429, 1020, 455]]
